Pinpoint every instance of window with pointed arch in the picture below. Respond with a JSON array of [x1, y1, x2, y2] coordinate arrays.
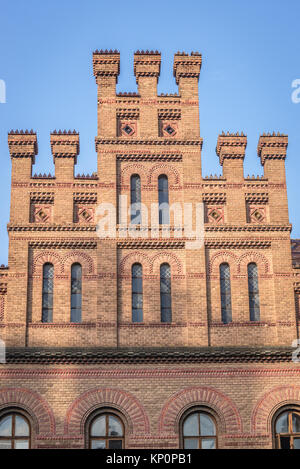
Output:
[[181, 409, 217, 449], [247, 263, 260, 321], [274, 408, 300, 449], [88, 411, 125, 449], [0, 411, 31, 449], [132, 263, 143, 323], [158, 175, 169, 225], [219, 263, 232, 324], [71, 263, 82, 323], [42, 263, 54, 323], [160, 263, 172, 323], [130, 174, 141, 224]]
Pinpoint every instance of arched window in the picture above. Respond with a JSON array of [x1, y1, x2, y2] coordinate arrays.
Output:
[[248, 263, 260, 321], [132, 263, 143, 323], [182, 411, 217, 449], [71, 263, 82, 323], [160, 263, 172, 323], [42, 263, 54, 323], [130, 174, 141, 224], [0, 413, 31, 449], [89, 413, 124, 449], [220, 263, 232, 324], [158, 175, 169, 225], [274, 409, 300, 449]]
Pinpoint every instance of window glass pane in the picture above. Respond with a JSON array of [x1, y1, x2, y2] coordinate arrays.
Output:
[[220, 263, 232, 324], [132, 309, 143, 323], [280, 436, 291, 449], [109, 440, 123, 449], [91, 439, 106, 449], [91, 416, 106, 436], [71, 294, 82, 308], [15, 416, 29, 437], [292, 413, 300, 433], [0, 415, 12, 437], [132, 294, 143, 309], [294, 438, 300, 449], [161, 309, 172, 323], [183, 414, 199, 436], [201, 438, 216, 449], [200, 414, 216, 436], [14, 440, 29, 449], [72, 264, 82, 280], [0, 440, 12, 449], [276, 412, 289, 434], [108, 416, 123, 437], [42, 293, 53, 308], [184, 438, 198, 449], [132, 277, 142, 293], [161, 294, 171, 307]]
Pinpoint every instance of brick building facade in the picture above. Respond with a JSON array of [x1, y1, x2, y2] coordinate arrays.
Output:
[[0, 50, 300, 449]]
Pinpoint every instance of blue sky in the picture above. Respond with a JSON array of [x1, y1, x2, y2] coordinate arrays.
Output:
[[0, 0, 299, 264]]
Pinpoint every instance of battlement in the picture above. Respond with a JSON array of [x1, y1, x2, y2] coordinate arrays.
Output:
[[133, 51, 161, 83], [257, 133, 288, 165], [173, 52, 202, 85], [8, 130, 38, 163], [50, 130, 80, 164], [92, 50, 120, 82], [216, 132, 247, 166]]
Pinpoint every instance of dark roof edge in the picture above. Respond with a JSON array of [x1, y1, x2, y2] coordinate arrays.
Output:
[[2, 346, 294, 364]]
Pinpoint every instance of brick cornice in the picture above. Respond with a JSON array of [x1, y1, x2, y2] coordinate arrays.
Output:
[[95, 137, 203, 150], [3, 347, 294, 365]]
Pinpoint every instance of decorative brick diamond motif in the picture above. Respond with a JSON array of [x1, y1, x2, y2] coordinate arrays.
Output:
[[206, 206, 224, 224], [248, 206, 266, 224], [120, 121, 137, 137], [32, 205, 52, 223], [161, 121, 178, 137], [75, 205, 94, 224]]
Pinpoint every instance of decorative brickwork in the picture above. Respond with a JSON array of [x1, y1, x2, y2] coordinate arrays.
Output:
[[0, 49, 298, 449], [0, 387, 55, 435], [65, 387, 150, 435], [158, 386, 242, 434]]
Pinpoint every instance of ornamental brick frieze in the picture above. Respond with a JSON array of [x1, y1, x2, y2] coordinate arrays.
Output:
[[116, 108, 140, 119], [202, 193, 226, 203], [204, 224, 291, 232], [8, 224, 97, 232], [117, 240, 185, 249], [73, 193, 97, 203], [28, 240, 97, 249], [245, 193, 269, 204], [95, 137, 203, 149], [116, 153, 182, 161], [204, 239, 271, 249]]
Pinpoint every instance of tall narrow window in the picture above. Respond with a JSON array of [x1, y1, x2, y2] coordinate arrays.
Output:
[[160, 263, 172, 322], [132, 263, 143, 323], [42, 263, 54, 323], [248, 263, 260, 321], [130, 174, 141, 224], [71, 263, 82, 323], [158, 175, 169, 225], [220, 263, 232, 324]]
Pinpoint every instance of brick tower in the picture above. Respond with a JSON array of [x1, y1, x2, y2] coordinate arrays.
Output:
[[0, 50, 299, 449]]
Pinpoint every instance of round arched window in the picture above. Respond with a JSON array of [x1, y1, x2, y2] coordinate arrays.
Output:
[[182, 411, 217, 449], [275, 410, 300, 449], [0, 413, 30, 449], [89, 413, 124, 449]]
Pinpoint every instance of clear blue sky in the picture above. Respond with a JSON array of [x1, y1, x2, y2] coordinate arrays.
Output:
[[0, 0, 300, 265]]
